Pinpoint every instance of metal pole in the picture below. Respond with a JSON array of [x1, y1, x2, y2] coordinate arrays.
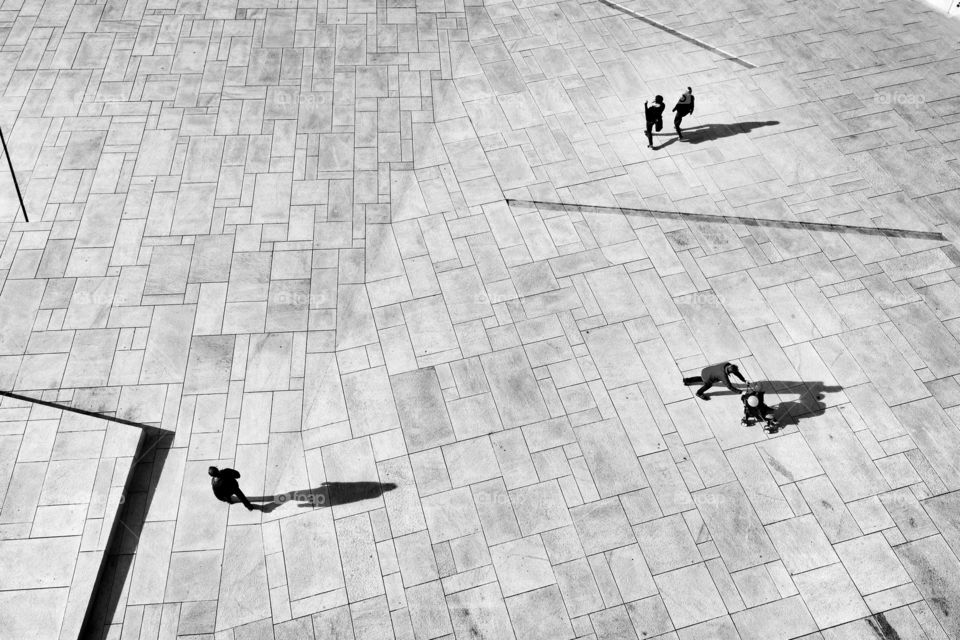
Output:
[[0, 126, 28, 223]]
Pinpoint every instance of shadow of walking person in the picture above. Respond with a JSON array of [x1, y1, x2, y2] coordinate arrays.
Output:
[[678, 120, 780, 144], [249, 481, 397, 513]]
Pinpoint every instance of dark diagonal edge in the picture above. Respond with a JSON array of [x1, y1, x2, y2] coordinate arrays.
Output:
[[597, 0, 758, 69], [506, 199, 948, 242]]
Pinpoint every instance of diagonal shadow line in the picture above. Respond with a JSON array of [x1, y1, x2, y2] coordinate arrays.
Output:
[[596, 0, 757, 69], [0, 389, 161, 430], [506, 198, 948, 242], [0, 389, 171, 640]]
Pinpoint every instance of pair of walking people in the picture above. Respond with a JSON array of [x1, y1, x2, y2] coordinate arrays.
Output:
[[644, 87, 695, 149]]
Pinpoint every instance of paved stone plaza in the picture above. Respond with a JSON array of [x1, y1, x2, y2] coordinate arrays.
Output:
[[3, 0, 960, 637]]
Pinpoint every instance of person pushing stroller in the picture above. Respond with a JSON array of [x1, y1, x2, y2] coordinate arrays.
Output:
[[683, 361, 747, 400]]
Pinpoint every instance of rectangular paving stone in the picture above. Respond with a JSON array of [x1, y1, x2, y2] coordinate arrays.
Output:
[[794, 563, 870, 628], [336, 514, 385, 602], [583, 324, 648, 389], [584, 266, 646, 324], [675, 292, 750, 363], [570, 498, 636, 556], [766, 515, 839, 575], [402, 295, 460, 357], [505, 585, 574, 640], [510, 480, 573, 536], [554, 558, 603, 617], [141, 306, 196, 384], [798, 408, 889, 502], [887, 301, 960, 377], [640, 451, 694, 516], [694, 482, 778, 572], [421, 487, 481, 543], [336, 284, 378, 351], [215, 524, 270, 631], [656, 563, 728, 629], [0, 281, 44, 355], [390, 367, 455, 452], [841, 325, 929, 406], [490, 536, 555, 597], [446, 582, 516, 640], [574, 418, 646, 498], [727, 446, 793, 524], [834, 532, 911, 595], [480, 347, 548, 428], [280, 510, 344, 600], [342, 366, 401, 438], [609, 385, 666, 456], [303, 353, 349, 429], [0, 536, 80, 590], [892, 398, 960, 491], [731, 595, 817, 640]]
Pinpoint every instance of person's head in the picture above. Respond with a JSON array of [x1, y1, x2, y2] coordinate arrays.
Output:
[[726, 363, 739, 373], [687, 86, 692, 94], [655, 95, 664, 104], [208, 466, 219, 477]]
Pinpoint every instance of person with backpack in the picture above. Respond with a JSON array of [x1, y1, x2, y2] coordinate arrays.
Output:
[[672, 87, 695, 139], [209, 466, 256, 510]]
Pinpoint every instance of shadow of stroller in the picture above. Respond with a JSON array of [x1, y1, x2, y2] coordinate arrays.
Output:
[[757, 380, 843, 427], [248, 481, 397, 513]]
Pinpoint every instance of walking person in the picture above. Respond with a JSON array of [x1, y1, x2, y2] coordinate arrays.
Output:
[[683, 361, 747, 400], [209, 466, 256, 510], [672, 87, 694, 139], [644, 95, 666, 148]]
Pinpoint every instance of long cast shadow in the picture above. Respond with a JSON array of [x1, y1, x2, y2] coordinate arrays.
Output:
[[700, 380, 843, 427], [84, 428, 172, 639], [679, 120, 780, 144], [505, 199, 948, 242], [247, 481, 397, 513]]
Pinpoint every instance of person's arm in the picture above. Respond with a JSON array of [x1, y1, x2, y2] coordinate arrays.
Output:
[[690, 96, 695, 114], [730, 369, 747, 384]]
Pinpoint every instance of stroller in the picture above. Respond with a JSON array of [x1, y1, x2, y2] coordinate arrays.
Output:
[[741, 383, 777, 432]]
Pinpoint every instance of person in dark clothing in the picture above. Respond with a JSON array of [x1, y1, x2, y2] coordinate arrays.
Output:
[[644, 95, 666, 148], [209, 466, 255, 510], [672, 87, 694, 139], [682, 362, 747, 400]]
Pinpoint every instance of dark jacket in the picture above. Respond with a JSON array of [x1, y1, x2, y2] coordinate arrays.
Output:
[[673, 93, 694, 116], [701, 362, 743, 387], [211, 468, 241, 500], [645, 102, 665, 125]]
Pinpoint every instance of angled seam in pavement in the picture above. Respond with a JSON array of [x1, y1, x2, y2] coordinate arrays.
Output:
[[596, 0, 758, 69], [506, 198, 948, 241]]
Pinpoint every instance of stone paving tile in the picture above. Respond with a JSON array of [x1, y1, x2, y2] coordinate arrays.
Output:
[[4, 0, 960, 637]]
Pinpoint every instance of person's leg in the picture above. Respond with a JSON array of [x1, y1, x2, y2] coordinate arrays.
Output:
[[696, 380, 714, 398], [674, 112, 683, 137], [646, 122, 654, 148], [233, 488, 256, 511], [682, 375, 702, 385]]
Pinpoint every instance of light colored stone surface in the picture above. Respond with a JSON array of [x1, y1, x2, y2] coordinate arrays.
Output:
[[0, 402, 142, 640], [4, 0, 960, 637]]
